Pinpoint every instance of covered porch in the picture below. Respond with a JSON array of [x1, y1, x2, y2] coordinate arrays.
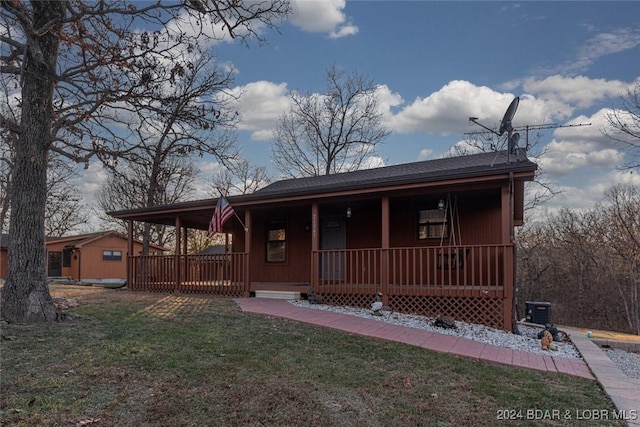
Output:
[[121, 185, 518, 329], [110, 151, 536, 330]]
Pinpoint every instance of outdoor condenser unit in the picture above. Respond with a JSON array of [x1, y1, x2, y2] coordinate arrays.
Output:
[[525, 301, 551, 325]]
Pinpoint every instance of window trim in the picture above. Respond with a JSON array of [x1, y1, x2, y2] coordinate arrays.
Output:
[[102, 250, 123, 262], [417, 208, 448, 240]]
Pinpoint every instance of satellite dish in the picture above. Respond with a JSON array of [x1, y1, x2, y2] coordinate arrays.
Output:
[[498, 97, 519, 136]]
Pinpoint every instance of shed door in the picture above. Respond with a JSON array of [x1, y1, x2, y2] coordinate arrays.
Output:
[[320, 216, 346, 281], [48, 251, 62, 277]]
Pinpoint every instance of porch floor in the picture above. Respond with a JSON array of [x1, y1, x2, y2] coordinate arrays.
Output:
[[234, 298, 594, 380]]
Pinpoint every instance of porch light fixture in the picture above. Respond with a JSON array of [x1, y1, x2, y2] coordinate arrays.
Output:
[[346, 207, 352, 218], [437, 199, 446, 210]]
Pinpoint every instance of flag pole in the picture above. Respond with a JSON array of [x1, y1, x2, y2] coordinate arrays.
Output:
[[233, 209, 248, 232]]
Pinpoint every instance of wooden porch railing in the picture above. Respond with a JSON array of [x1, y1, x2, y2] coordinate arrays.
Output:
[[127, 253, 249, 295], [312, 245, 513, 298], [126, 245, 512, 300]]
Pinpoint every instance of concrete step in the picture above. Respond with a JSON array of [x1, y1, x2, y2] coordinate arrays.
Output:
[[254, 290, 301, 300]]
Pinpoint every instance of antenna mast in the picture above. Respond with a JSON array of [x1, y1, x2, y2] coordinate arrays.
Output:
[[465, 122, 592, 150]]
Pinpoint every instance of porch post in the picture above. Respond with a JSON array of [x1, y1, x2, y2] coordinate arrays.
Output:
[[175, 216, 182, 292], [501, 184, 511, 244], [381, 196, 390, 306], [311, 203, 319, 289], [127, 220, 134, 289], [244, 208, 252, 296], [182, 226, 188, 256], [501, 183, 514, 330]]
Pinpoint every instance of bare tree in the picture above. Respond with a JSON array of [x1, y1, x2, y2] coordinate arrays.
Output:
[[603, 184, 640, 334], [272, 65, 390, 178], [516, 183, 640, 334], [605, 81, 640, 169], [515, 222, 553, 304], [44, 155, 88, 237], [0, 139, 87, 238], [210, 158, 271, 196], [97, 156, 198, 250], [0, 0, 290, 323], [101, 51, 240, 253], [0, 131, 12, 237]]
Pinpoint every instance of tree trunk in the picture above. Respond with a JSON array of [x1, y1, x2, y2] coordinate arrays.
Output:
[[0, 1, 67, 323]]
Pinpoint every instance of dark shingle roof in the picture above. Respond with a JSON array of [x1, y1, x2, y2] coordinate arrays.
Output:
[[106, 150, 537, 223], [255, 150, 536, 198]]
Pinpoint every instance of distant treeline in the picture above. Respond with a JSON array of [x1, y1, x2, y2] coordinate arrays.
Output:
[[516, 184, 639, 335]]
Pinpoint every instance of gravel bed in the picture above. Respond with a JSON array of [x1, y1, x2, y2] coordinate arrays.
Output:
[[289, 300, 582, 359], [604, 348, 640, 379]]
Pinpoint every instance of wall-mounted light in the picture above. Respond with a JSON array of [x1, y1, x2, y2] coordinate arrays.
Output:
[[346, 207, 352, 218], [437, 199, 446, 210]]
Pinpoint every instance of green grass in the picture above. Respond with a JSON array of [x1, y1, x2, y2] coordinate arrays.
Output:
[[0, 286, 623, 426]]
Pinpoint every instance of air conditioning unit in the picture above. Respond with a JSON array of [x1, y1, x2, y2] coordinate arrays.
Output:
[[525, 301, 551, 325]]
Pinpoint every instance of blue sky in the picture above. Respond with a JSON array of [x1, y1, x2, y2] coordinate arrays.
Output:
[[79, 1, 640, 222]]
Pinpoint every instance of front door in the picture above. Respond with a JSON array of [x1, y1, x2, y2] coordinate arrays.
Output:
[[320, 216, 346, 281], [48, 251, 62, 277]]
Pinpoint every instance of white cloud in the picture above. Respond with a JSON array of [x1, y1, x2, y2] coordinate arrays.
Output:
[[165, 7, 260, 49], [289, 0, 358, 38], [224, 81, 292, 140], [75, 162, 108, 209], [417, 148, 433, 161], [196, 160, 226, 176], [568, 28, 640, 74], [224, 80, 402, 143], [521, 75, 631, 109], [553, 111, 608, 142], [538, 137, 623, 177], [533, 166, 640, 219], [360, 155, 385, 170], [543, 185, 600, 213], [329, 24, 358, 39], [375, 84, 404, 120], [388, 80, 564, 135], [538, 108, 637, 177], [613, 169, 640, 186]]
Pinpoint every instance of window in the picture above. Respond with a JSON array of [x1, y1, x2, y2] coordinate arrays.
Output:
[[102, 250, 122, 261], [417, 209, 448, 240], [266, 220, 286, 262]]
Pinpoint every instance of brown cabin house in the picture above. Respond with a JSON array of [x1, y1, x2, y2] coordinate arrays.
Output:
[[44, 230, 167, 282], [109, 151, 537, 330]]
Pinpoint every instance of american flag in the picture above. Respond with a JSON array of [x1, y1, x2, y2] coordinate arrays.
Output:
[[208, 196, 235, 238]]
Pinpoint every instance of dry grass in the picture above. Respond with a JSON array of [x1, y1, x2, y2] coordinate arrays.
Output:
[[1, 285, 623, 426]]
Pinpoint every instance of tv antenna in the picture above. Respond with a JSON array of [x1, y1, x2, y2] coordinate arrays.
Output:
[[467, 98, 591, 159]]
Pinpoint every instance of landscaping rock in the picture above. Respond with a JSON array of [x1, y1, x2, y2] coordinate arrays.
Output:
[[306, 285, 323, 304], [433, 315, 457, 330]]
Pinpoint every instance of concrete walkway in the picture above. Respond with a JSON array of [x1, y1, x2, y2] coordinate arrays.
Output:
[[235, 298, 640, 426], [564, 327, 640, 427]]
